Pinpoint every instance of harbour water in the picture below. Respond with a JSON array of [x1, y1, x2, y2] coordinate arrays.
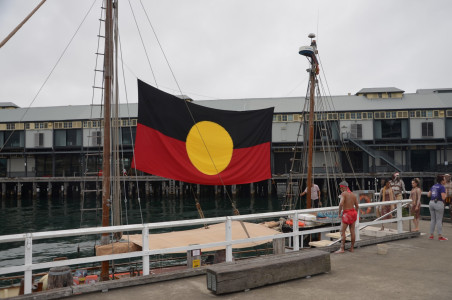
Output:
[[0, 194, 282, 270]]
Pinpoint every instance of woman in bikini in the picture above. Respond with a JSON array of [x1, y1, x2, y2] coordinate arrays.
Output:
[[410, 178, 422, 232], [379, 178, 394, 231]]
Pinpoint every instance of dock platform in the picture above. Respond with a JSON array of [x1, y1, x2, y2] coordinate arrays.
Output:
[[14, 219, 452, 299]]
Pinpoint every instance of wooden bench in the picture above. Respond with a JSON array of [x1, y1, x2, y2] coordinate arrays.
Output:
[[206, 250, 330, 294]]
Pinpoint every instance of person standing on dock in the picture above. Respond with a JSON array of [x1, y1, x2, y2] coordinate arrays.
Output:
[[428, 175, 447, 241], [300, 180, 321, 208], [444, 174, 452, 221], [410, 178, 422, 232], [390, 172, 406, 200], [335, 181, 359, 253], [379, 179, 395, 231]]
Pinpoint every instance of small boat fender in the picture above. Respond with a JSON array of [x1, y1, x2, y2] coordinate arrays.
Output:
[[285, 219, 305, 227]]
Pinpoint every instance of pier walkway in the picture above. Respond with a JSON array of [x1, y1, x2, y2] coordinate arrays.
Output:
[[70, 219, 451, 300]]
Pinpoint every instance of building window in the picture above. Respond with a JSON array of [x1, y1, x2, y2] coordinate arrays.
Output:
[[92, 131, 102, 146], [447, 110, 452, 117], [350, 124, 362, 139], [54, 129, 81, 147], [421, 122, 433, 137], [6, 123, 15, 130], [122, 127, 136, 145], [381, 119, 402, 139], [35, 133, 44, 147]]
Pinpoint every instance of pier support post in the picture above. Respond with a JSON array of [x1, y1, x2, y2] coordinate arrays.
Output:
[[214, 185, 219, 196], [63, 182, 68, 197], [145, 181, 150, 197], [178, 182, 183, 197], [96, 182, 100, 197], [32, 182, 37, 198], [197, 184, 200, 197], [1, 183, 5, 198], [232, 185, 237, 197], [268, 179, 272, 195], [249, 183, 254, 196], [47, 182, 52, 197], [128, 182, 133, 198], [17, 182, 22, 199]]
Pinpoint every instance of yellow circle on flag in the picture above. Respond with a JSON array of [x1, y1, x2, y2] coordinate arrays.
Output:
[[186, 121, 233, 175]]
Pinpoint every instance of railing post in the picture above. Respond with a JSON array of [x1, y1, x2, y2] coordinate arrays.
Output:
[[356, 209, 361, 241], [142, 225, 150, 276], [397, 202, 403, 233], [24, 233, 32, 294], [293, 212, 299, 251], [225, 217, 232, 262]]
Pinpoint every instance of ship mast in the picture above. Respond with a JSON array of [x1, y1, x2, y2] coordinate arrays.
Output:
[[100, 0, 114, 282], [299, 33, 319, 209]]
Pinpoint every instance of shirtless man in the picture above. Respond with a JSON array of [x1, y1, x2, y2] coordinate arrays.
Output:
[[335, 181, 359, 253]]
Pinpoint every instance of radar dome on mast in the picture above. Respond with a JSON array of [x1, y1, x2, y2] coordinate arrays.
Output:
[[299, 33, 318, 57]]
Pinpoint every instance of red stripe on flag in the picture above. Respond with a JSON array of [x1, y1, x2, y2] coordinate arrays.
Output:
[[132, 123, 271, 185]]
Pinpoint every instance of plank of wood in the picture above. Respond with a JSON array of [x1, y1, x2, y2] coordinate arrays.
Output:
[[309, 240, 333, 247], [206, 250, 330, 294]]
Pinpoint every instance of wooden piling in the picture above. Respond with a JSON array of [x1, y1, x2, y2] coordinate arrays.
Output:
[[145, 181, 150, 197], [63, 182, 68, 197], [47, 182, 52, 197], [17, 182, 22, 199], [232, 184, 237, 196], [47, 266, 73, 289], [32, 182, 37, 198]]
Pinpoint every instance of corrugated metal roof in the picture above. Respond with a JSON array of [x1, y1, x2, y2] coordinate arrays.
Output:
[[0, 102, 19, 108], [355, 87, 405, 95], [198, 89, 452, 113], [0, 104, 138, 122], [0, 89, 450, 122]]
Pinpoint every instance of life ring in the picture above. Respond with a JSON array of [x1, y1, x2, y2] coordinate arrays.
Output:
[[359, 195, 372, 215], [285, 219, 305, 227]]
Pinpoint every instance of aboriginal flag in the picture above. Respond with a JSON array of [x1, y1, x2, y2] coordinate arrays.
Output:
[[132, 79, 274, 185]]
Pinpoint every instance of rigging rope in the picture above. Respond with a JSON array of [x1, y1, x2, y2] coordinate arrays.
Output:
[[126, 0, 158, 87]]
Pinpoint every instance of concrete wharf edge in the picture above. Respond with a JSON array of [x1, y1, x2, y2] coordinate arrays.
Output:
[[11, 223, 431, 299]]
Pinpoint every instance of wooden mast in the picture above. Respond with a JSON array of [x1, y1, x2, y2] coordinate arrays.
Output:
[[306, 65, 315, 209], [100, 0, 114, 282], [302, 34, 318, 209]]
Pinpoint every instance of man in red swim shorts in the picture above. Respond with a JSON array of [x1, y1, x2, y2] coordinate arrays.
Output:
[[335, 181, 359, 253]]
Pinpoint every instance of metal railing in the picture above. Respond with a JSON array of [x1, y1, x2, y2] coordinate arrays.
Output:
[[0, 200, 413, 295]]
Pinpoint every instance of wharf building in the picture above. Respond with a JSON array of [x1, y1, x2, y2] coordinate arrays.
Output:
[[0, 87, 451, 198]]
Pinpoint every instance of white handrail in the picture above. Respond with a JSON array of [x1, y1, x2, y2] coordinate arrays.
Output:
[[0, 200, 413, 295]]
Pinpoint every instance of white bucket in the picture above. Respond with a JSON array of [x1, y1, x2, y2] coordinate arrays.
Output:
[[377, 243, 388, 255]]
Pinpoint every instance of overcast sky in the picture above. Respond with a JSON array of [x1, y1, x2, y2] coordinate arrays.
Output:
[[1, 0, 451, 108]]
